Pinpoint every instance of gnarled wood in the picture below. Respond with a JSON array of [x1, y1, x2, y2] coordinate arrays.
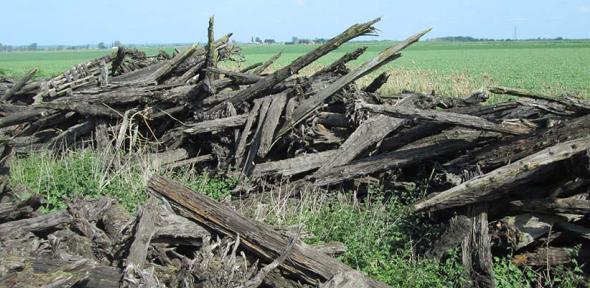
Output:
[[414, 136, 590, 212], [148, 175, 390, 287]]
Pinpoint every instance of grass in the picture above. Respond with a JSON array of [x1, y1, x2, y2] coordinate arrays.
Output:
[[8, 149, 589, 287], [9, 150, 237, 212], [2, 40, 589, 97]]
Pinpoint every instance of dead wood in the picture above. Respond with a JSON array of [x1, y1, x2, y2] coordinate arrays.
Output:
[[357, 100, 533, 135], [148, 175, 390, 287], [210, 18, 381, 108], [414, 136, 590, 212], [279, 29, 430, 138], [462, 204, 496, 288]]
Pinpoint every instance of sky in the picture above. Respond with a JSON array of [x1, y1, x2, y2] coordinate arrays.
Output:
[[1, 0, 590, 45]]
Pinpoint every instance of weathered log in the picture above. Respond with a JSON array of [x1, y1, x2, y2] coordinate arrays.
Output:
[[241, 97, 272, 177], [123, 198, 160, 287], [357, 101, 533, 135], [425, 215, 471, 260], [494, 214, 555, 250], [253, 150, 337, 177], [206, 67, 263, 84], [414, 136, 590, 212], [162, 154, 214, 169], [0, 196, 42, 223], [510, 196, 590, 215], [312, 242, 347, 257], [203, 16, 218, 81], [252, 51, 282, 74], [235, 100, 262, 168], [314, 94, 429, 178], [462, 204, 495, 288], [0, 108, 50, 129], [181, 114, 248, 135], [489, 86, 590, 111], [1, 67, 38, 101], [447, 114, 590, 171], [258, 92, 288, 157], [148, 175, 390, 287], [49, 120, 95, 149], [279, 29, 430, 138], [512, 247, 572, 266], [35, 101, 120, 118], [315, 112, 349, 127], [0, 255, 121, 288], [315, 129, 491, 186], [240, 62, 263, 73], [313, 46, 367, 77], [0, 211, 71, 235], [363, 72, 390, 93]]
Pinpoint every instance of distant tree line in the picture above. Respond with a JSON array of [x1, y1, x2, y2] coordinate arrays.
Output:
[[250, 36, 328, 45], [428, 36, 569, 42], [0, 41, 125, 52]]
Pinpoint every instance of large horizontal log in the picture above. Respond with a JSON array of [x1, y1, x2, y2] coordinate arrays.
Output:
[[357, 101, 532, 135], [181, 114, 248, 135], [0, 211, 71, 235], [447, 114, 590, 171], [148, 175, 390, 287], [35, 101, 120, 118], [0, 108, 51, 129], [253, 150, 337, 177], [488, 86, 590, 111], [512, 247, 572, 266], [510, 196, 590, 215], [414, 136, 590, 212], [315, 129, 491, 186]]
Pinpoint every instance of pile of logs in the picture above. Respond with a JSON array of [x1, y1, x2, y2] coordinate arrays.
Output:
[[0, 142, 388, 287], [2, 16, 590, 287]]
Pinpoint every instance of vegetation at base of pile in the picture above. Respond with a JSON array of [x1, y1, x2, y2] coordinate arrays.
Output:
[[9, 150, 237, 212], [2, 41, 589, 97], [8, 149, 585, 287]]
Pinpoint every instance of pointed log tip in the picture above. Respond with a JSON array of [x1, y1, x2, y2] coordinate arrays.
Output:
[[415, 28, 433, 39], [368, 17, 382, 25]]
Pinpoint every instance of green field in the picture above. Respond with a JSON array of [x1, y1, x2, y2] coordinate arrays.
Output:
[[1, 41, 589, 97]]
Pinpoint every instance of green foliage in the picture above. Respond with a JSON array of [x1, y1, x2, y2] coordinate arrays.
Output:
[[166, 170, 237, 201], [9, 150, 237, 212], [493, 256, 587, 288], [286, 190, 465, 287], [10, 151, 147, 211]]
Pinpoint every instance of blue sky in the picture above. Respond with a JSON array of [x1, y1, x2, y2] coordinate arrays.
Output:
[[2, 0, 590, 45]]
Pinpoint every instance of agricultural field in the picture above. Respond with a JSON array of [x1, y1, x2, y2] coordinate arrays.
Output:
[[1, 40, 589, 98]]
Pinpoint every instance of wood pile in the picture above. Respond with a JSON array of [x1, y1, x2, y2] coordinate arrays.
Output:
[[0, 141, 388, 287], [2, 16, 590, 287]]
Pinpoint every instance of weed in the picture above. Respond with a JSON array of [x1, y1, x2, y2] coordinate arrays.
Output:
[[10, 150, 237, 211]]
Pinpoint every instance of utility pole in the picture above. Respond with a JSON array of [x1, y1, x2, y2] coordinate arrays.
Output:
[[513, 26, 518, 40]]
